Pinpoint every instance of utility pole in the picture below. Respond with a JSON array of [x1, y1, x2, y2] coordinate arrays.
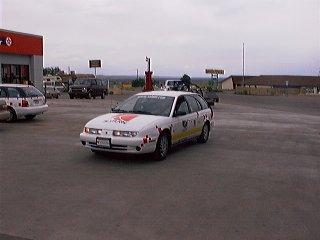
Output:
[[242, 42, 245, 94]]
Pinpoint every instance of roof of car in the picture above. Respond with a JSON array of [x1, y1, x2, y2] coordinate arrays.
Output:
[[136, 90, 197, 97]]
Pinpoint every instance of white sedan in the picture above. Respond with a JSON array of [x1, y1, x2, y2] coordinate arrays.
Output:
[[80, 91, 214, 160], [0, 84, 48, 122]]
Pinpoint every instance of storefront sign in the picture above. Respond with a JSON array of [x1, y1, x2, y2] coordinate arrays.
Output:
[[0, 37, 13, 46]]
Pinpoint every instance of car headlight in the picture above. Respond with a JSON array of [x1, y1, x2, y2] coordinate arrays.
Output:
[[82, 87, 87, 92], [84, 127, 102, 135], [113, 130, 138, 137]]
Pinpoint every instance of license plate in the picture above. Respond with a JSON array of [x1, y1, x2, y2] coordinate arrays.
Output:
[[96, 138, 110, 148]]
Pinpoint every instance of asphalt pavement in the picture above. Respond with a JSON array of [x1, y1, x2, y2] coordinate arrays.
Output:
[[0, 92, 319, 240]]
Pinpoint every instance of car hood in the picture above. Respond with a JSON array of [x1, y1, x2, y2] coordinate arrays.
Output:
[[86, 113, 167, 131]]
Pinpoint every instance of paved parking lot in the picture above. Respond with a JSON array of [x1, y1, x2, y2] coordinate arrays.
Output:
[[0, 92, 320, 240]]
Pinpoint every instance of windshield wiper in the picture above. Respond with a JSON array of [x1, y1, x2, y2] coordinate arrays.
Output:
[[130, 110, 152, 115], [111, 109, 128, 113]]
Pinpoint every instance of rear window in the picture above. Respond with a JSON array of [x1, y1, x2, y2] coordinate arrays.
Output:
[[22, 87, 43, 97]]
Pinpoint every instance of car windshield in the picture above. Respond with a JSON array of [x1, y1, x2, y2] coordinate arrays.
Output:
[[22, 87, 44, 97], [112, 95, 175, 117], [74, 79, 92, 85], [55, 82, 64, 87]]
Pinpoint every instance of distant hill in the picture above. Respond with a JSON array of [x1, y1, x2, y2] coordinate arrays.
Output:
[[97, 75, 224, 83]]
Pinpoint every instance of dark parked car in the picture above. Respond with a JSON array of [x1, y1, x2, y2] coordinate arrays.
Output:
[[203, 91, 220, 106], [69, 78, 106, 99]]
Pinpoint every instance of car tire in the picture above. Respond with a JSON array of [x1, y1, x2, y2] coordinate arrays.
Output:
[[69, 95, 74, 99], [154, 132, 170, 161], [101, 92, 105, 99], [87, 92, 92, 99], [198, 122, 210, 143], [7, 108, 17, 122]]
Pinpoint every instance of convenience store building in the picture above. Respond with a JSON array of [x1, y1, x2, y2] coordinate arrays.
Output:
[[0, 29, 43, 91]]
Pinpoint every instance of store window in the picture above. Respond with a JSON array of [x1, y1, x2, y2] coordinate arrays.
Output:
[[1, 64, 30, 84]]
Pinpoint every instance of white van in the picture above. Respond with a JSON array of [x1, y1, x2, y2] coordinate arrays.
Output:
[[164, 80, 182, 91], [43, 76, 65, 98]]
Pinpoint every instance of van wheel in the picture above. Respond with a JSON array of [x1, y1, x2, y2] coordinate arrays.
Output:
[[7, 108, 17, 122]]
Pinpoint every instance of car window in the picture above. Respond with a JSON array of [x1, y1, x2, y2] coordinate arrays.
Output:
[[96, 79, 102, 86], [74, 79, 92, 85], [194, 95, 209, 110], [55, 82, 63, 87], [177, 101, 189, 114], [174, 96, 190, 115], [185, 95, 201, 113], [0, 88, 7, 98], [44, 82, 53, 87], [22, 87, 43, 97], [7, 87, 21, 98], [91, 79, 97, 85]]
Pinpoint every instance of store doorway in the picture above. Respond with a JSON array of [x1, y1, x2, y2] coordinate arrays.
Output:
[[1, 64, 30, 84]]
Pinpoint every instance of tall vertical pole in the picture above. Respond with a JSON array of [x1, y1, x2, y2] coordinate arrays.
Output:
[[242, 43, 245, 93]]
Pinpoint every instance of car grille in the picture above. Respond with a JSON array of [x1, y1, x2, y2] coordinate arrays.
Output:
[[71, 88, 83, 93], [89, 142, 128, 151]]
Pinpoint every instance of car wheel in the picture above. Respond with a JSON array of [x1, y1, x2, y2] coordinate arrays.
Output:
[[154, 132, 170, 161], [25, 115, 36, 120], [7, 108, 17, 122], [87, 92, 92, 99], [198, 122, 210, 143], [69, 95, 74, 99], [101, 92, 105, 99]]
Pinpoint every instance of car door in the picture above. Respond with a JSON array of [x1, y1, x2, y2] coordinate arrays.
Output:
[[184, 95, 204, 138], [90, 79, 97, 97], [171, 96, 195, 144]]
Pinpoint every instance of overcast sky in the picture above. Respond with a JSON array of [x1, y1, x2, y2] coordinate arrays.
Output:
[[1, 0, 319, 77]]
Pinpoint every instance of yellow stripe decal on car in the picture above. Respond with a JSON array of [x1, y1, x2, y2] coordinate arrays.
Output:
[[172, 127, 203, 142]]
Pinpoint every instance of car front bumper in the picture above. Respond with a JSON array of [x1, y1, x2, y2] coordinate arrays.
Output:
[[80, 132, 157, 154]]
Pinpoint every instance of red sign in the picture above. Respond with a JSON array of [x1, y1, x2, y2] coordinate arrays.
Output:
[[0, 30, 43, 56]]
